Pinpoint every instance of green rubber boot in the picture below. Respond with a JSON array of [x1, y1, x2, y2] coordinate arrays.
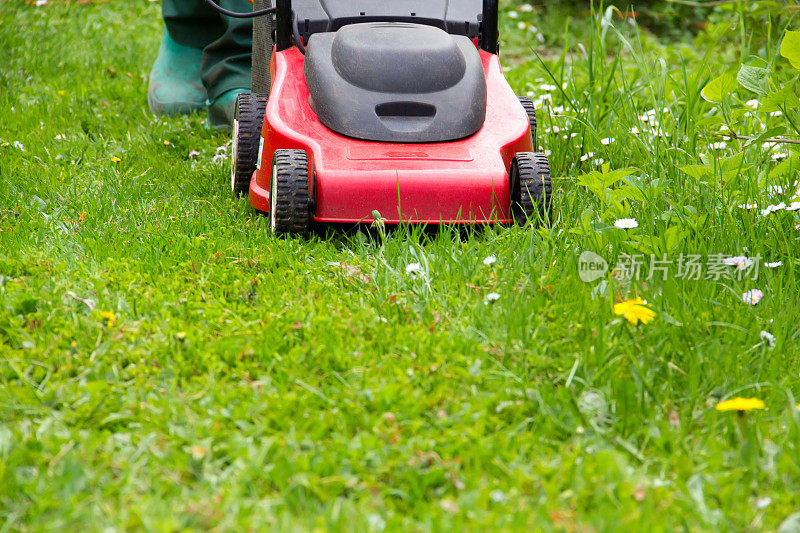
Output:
[[207, 88, 249, 131], [148, 28, 207, 116]]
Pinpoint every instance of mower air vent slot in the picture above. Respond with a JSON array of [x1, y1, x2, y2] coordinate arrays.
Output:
[[375, 102, 437, 133], [376, 102, 436, 118]]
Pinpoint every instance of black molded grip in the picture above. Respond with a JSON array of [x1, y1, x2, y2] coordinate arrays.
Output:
[[276, 0, 293, 51], [481, 0, 499, 54]]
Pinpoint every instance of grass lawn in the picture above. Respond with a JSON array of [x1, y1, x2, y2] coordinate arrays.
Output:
[[2, 1, 800, 530]]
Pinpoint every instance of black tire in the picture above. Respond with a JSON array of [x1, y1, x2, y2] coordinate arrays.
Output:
[[269, 149, 312, 236], [231, 93, 267, 197], [510, 152, 552, 226], [517, 96, 538, 150]]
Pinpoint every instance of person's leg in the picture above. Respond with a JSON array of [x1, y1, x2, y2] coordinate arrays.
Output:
[[149, 0, 226, 115], [202, 0, 253, 129]]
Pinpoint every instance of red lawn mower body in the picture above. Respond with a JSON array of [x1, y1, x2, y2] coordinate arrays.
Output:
[[230, 0, 551, 234], [249, 46, 532, 224]]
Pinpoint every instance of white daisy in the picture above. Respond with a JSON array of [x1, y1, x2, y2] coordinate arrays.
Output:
[[614, 218, 639, 229], [405, 263, 422, 275], [761, 203, 787, 217], [483, 255, 497, 266], [759, 331, 776, 348], [723, 256, 753, 269], [742, 289, 764, 306], [485, 292, 501, 303]]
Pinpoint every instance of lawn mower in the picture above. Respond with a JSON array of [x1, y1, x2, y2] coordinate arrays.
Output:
[[222, 0, 552, 235]]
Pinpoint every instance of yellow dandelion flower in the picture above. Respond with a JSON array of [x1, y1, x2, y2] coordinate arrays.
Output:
[[1, 142, 9, 147], [613, 297, 656, 325], [99, 311, 115, 328], [78, 211, 87, 222], [111, 156, 121, 163], [715, 397, 765, 412]]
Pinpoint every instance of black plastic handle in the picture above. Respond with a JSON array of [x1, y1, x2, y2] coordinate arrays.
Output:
[[276, 0, 293, 51], [481, 0, 499, 54]]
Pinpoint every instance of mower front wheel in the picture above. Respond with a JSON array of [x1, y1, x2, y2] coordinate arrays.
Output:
[[517, 95, 538, 150], [269, 149, 313, 236], [230, 92, 267, 197], [510, 152, 552, 226]]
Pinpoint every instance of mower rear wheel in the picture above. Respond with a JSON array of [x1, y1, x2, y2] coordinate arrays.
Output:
[[510, 152, 552, 226], [269, 149, 312, 236], [230, 92, 267, 197], [517, 96, 538, 150]]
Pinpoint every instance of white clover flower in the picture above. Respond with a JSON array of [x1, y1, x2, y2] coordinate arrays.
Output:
[[485, 292, 501, 303], [742, 289, 764, 306], [405, 263, 422, 275], [614, 218, 639, 229], [483, 255, 497, 266]]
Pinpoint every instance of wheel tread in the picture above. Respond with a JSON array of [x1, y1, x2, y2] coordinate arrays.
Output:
[[231, 93, 267, 196], [517, 95, 538, 150], [272, 149, 311, 236], [511, 152, 552, 225]]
